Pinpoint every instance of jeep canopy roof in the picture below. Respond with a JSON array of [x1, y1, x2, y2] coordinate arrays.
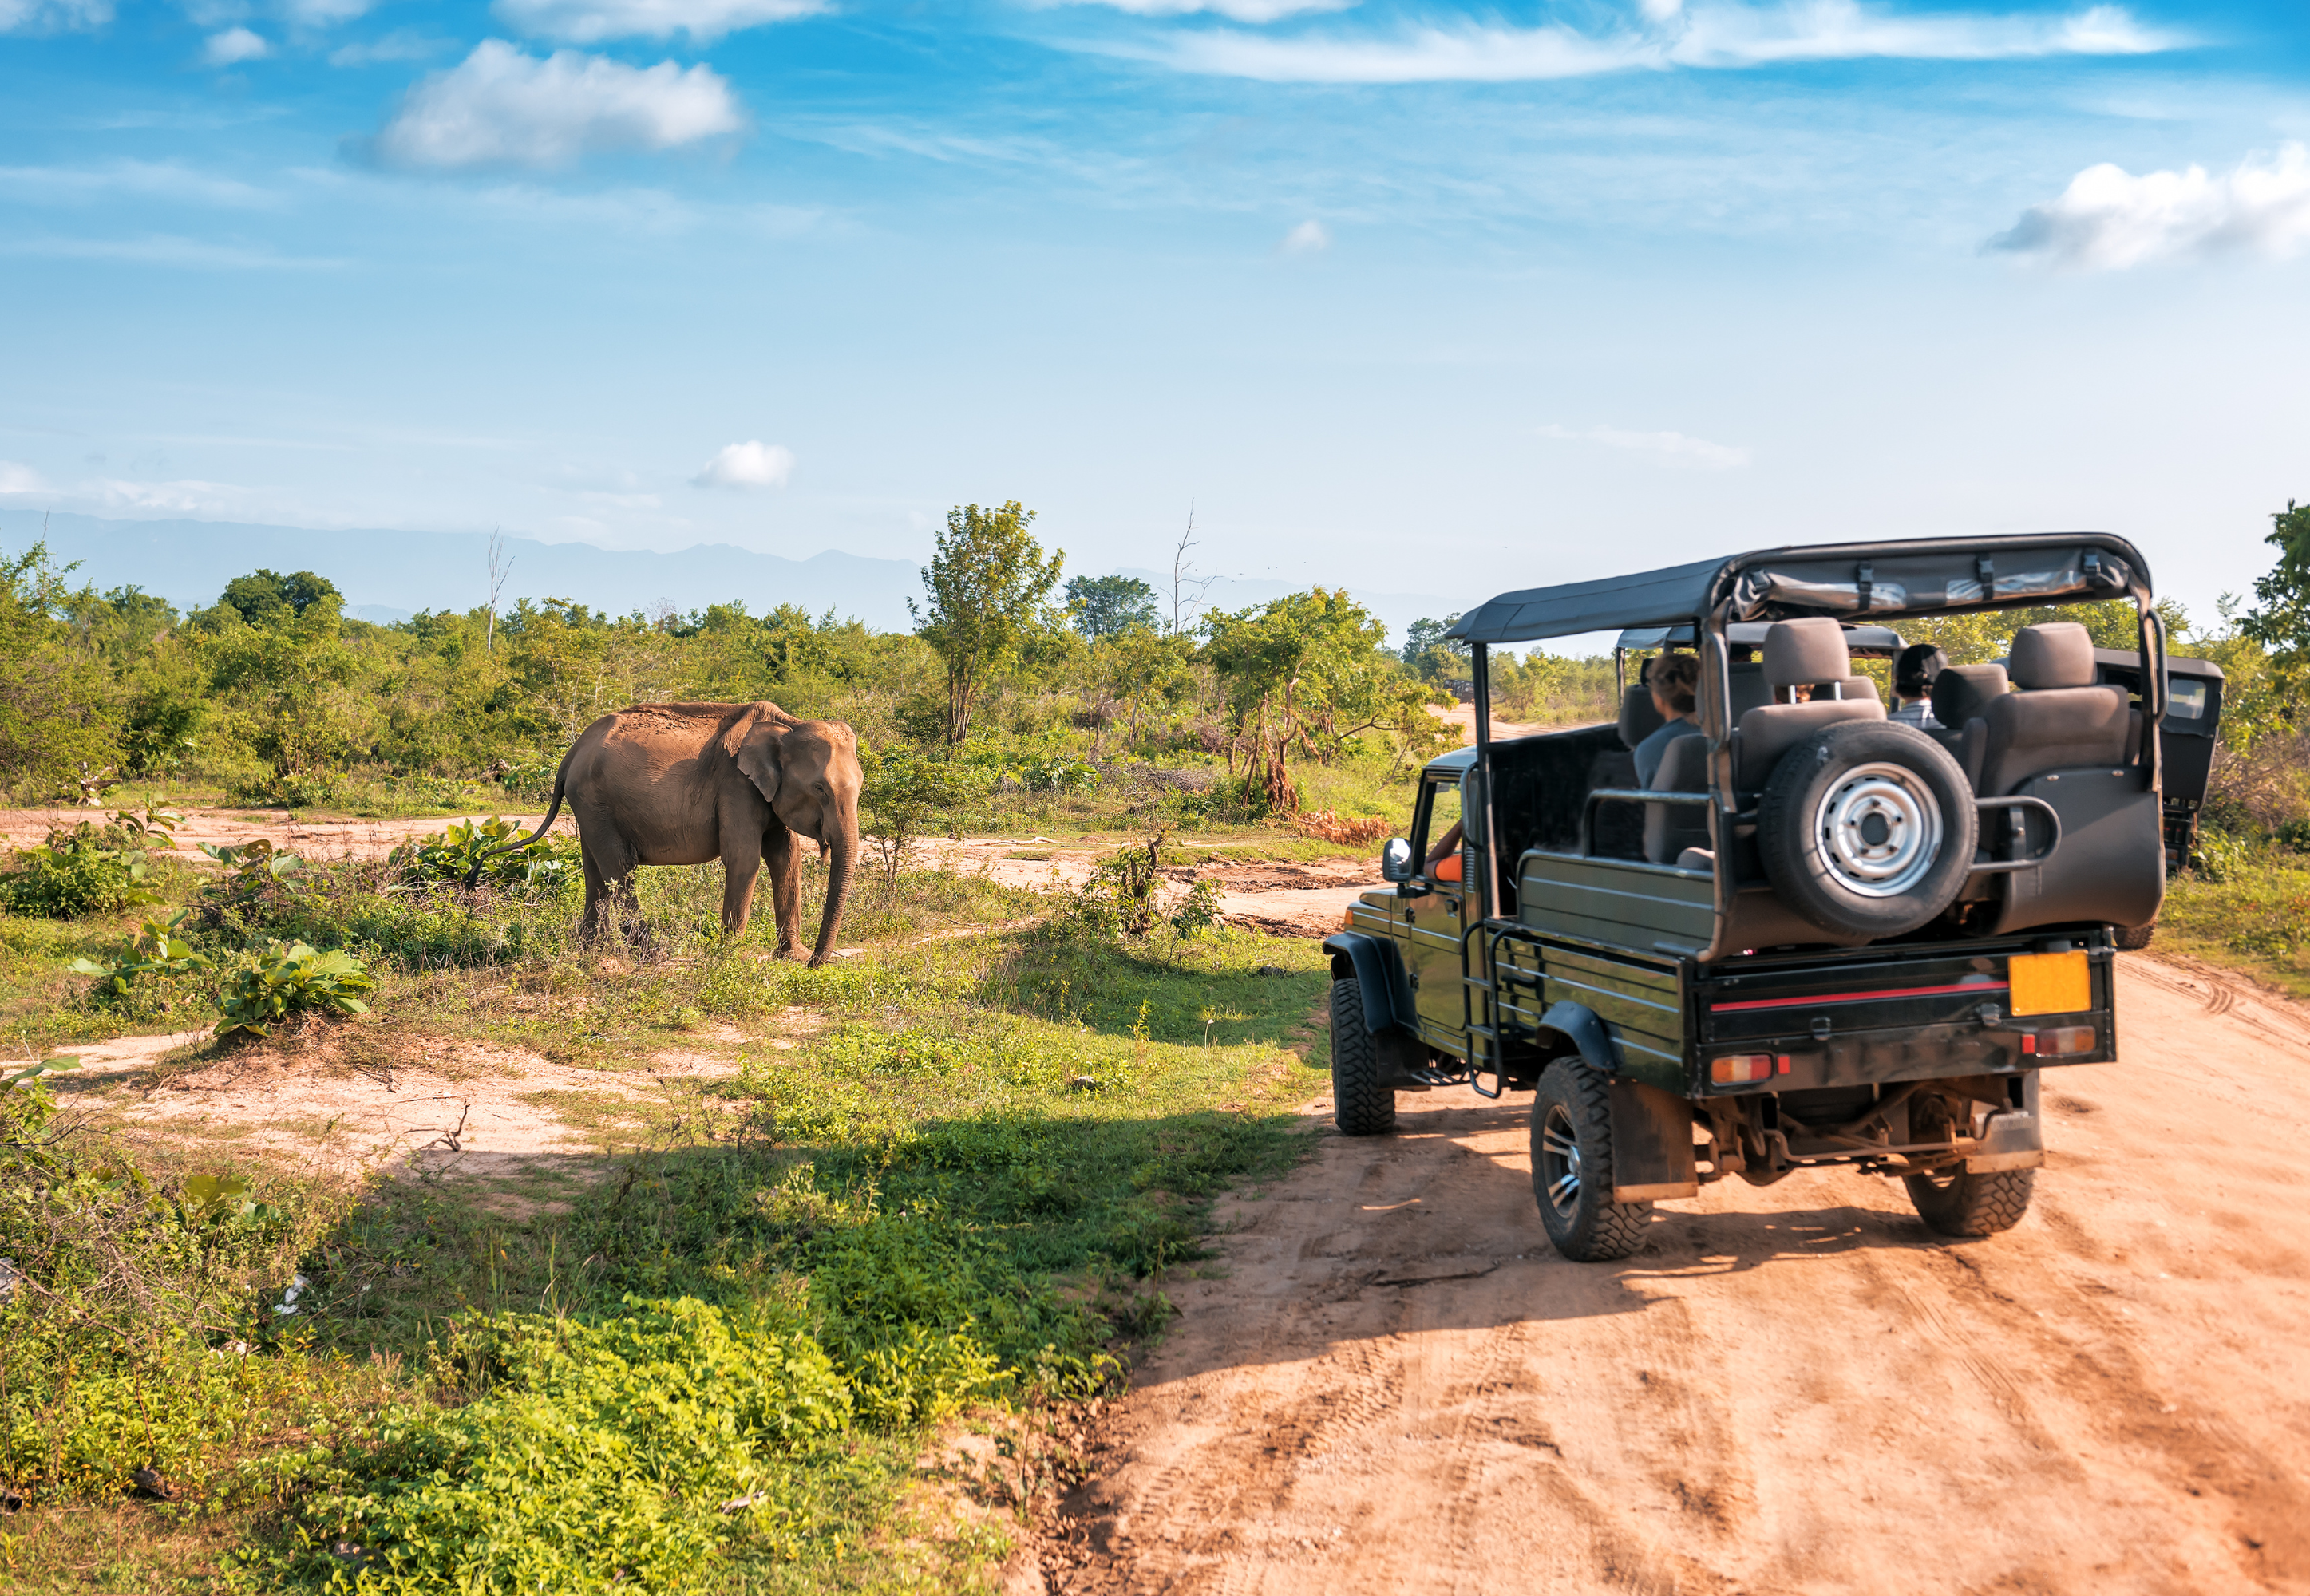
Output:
[[1448, 532, 2151, 646]]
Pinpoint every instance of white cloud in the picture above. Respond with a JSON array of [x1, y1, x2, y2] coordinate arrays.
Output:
[[494, 0, 820, 44], [0, 461, 49, 496], [1141, 2, 2174, 83], [1279, 217, 1330, 253], [370, 41, 743, 169], [692, 440, 793, 489], [202, 25, 270, 62], [0, 0, 110, 32], [1049, 0, 1351, 22], [1989, 144, 2310, 270], [1537, 424, 1750, 470]]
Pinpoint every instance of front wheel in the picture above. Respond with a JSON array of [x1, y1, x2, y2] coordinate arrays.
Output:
[[1329, 978, 1396, 1136], [1904, 1166, 2035, 1236], [1529, 1061, 1650, 1262]]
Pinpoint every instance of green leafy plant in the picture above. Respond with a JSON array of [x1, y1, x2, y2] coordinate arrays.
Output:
[[398, 815, 574, 891], [1170, 878, 1224, 937], [67, 911, 214, 1017], [0, 822, 160, 918], [215, 940, 375, 1038], [860, 746, 973, 884]]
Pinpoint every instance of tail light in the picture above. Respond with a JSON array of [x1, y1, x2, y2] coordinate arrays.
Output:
[[2022, 1025, 2096, 1057], [1711, 1053, 1786, 1084]]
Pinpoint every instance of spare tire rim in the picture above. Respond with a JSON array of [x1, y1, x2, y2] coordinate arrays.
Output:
[[1540, 1102, 1583, 1218], [1814, 761, 1943, 899]]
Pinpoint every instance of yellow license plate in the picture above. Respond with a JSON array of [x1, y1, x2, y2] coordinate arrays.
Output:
[[2009, 950, 2090, 1017]]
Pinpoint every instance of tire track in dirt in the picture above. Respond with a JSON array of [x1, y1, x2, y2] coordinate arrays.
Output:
[[1046, 954, 2310, 1595]]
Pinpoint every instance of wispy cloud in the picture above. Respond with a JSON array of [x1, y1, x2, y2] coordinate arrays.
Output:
[[0, 0, 110, 33], [0, 234, 343, 268], [0, 160, 275, 208], [202, 25, 271, 63], [1989, 144, 2310, 269], [1131, 2, 2174, 83], [693, 440, 793, 489], [1048, 0, 1351, 22], [493, 0, 821, 45], [1278, 217, 1330, 252], [0, 461, 49, 496], [368, 41, 744, 170], [1537, 423, 1750, 469], [328, 28, 449, 62]]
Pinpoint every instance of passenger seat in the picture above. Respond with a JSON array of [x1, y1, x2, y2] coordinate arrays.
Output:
[[1929, 664, 2008, 788], [1732, 619, 1886, 791], [1976, 623, 2134, 794]]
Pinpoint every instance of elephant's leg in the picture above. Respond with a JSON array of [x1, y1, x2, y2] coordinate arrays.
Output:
[[579, 841, 611, 946], [764, 825, 805, 960], [722, 832, 764, 938]]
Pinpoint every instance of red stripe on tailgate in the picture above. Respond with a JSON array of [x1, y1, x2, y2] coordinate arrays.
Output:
[[1711, 981, 2010, 1014]]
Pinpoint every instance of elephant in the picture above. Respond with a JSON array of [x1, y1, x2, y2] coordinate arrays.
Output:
[[465, 701, 861, 965]]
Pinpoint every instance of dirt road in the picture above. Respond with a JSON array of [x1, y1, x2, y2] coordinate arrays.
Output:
[[1046, 952, 2310, 1594]]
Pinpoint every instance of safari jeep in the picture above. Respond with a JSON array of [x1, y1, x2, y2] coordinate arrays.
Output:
[[1325, 533, 2171, 1262]]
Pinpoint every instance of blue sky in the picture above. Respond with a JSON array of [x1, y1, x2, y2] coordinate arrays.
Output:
[[2, 0, 2307, 635]]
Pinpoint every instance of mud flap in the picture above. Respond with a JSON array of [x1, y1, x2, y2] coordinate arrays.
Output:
[[1966, 1071, 2045, 1174], [1609, 1078, 1699, 1202]]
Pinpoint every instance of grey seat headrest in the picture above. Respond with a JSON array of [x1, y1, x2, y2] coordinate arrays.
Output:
[[1762, 618, 1852, 688], [1932, 662, 2008, 726], [2009, 622, 2098, 689]]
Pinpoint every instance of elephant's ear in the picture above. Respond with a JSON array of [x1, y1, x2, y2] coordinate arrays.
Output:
[[732, 716, 785, 804]]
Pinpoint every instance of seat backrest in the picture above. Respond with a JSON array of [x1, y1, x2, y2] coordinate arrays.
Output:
[[1727, 662, 1771, 722], [1733, 619, 1885, 788], [1837, 675, 1880, 705], [1619, 682, 1666, 750], [1644, 734, 1712, 863], [1930, 663, 2007, 788], [1977, 623, 2133, 796]]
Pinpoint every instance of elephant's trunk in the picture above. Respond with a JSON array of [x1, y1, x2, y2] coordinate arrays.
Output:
[[808, 824, 856, 969]]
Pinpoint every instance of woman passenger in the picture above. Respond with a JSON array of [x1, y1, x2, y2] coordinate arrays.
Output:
[[1635, 652, 1704, 787]]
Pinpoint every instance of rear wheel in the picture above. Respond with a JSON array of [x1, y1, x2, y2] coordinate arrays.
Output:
[[1904, 1166, 2035, 1236], [1329, 978, 1396, 1136], [2114, 922, 2155, 950], [1529, 1061, 1650, 1262]]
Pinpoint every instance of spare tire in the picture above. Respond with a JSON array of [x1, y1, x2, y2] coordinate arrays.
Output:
[[1758, 721, 1976, 940]]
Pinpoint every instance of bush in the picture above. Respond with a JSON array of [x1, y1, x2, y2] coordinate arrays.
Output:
[[215, 940, 375, 1038], [0, 821, 160, 918], [67, 912, 213, 1018]]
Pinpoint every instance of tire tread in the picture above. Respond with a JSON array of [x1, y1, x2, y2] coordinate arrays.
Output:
[[1330, 979, 1397, 1136], [1904, 1167, 2035, 1236], [1530, 1061, 1649, 1262]]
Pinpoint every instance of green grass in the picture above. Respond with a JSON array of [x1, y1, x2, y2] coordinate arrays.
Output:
[[0, 828, 1336, 1593], [2157, 847, 2310, 1000]]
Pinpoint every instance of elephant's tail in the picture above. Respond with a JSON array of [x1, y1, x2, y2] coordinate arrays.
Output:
[[462, 765, 570, 890]]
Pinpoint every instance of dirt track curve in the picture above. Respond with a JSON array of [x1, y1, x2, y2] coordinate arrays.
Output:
[[1042, 952, 2310, 1595]]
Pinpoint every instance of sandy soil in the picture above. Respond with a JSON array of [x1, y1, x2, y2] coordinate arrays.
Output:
[[2, 808, 1378, 937], [1038, 951, 2310, 1595]]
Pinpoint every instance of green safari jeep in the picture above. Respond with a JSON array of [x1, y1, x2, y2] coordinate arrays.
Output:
[[1325, 532, 2170, 1261]]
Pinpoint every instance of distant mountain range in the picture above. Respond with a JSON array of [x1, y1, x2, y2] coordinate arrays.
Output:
[[2, 511, 1458, 646]]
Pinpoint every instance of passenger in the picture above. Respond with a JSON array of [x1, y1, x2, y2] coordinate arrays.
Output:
[[1890, 643, 1947, 729], [1634, 652, 1704, 787], [1426, 819, 1463, 882]]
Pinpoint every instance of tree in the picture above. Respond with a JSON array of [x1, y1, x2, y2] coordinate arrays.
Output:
[[216, 568, 342, 627], [1399, 613, 1470, 685], [910, 501, 1063, 745], [0, 543, 116, 796], [1204, 588, 1405, 812], [1064, 574, 1159, 641], [2243, 500, 2310, 710]]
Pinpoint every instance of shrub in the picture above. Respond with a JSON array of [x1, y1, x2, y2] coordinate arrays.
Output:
[[215, 940, 375, 1038], [67, 911, 213, 1017], [0, 821, 160, 917]]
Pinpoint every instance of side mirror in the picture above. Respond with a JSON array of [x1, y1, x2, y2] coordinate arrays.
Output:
[[1381, 837, 1414, 883]]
